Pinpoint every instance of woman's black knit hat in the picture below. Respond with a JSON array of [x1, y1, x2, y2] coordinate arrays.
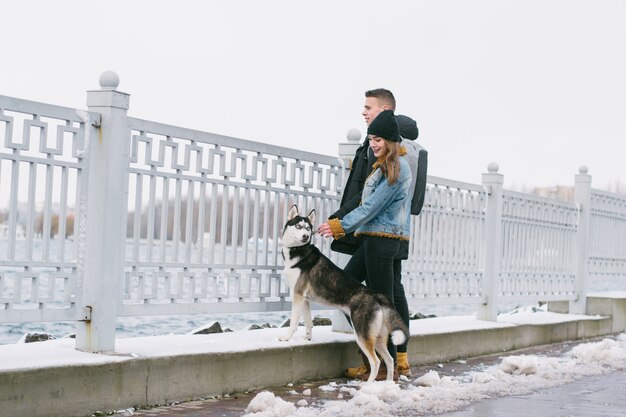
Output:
[[367, 110, 401, 142]]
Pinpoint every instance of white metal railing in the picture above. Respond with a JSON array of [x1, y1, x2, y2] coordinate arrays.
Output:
[[1, 72, 625, 351], [498, 189, 578, 302], [403, 176, 485, 305], [0, 95, 99, 322], [588, 188, 626, 277], [122, 117, 343, 316]]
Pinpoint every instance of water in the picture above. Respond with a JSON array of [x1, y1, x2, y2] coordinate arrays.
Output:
[[0, 311, 296, 345]]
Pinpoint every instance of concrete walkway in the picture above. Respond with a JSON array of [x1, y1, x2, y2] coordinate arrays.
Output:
[[437, 371, 626, 417], [125, 338, 626, 417], [126, 372, 626, 417]]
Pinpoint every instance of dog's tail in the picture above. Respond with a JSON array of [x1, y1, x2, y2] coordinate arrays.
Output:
[[391, 329, 407, 346], [387, 307, 410, 346]]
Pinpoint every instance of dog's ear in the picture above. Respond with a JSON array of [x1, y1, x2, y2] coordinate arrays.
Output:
[[307, 209, 316, 225], [288, 205, 299, 221]]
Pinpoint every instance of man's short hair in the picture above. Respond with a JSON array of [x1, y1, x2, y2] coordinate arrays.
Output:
[[365, 89, 396, 111]]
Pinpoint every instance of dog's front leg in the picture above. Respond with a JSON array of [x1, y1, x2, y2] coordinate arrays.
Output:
[[303, 299, 313, 341], [279, 295, 305, 341]]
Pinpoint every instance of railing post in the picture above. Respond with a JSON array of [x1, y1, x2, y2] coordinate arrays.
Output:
[[75, 71, 130, 352], [571, 165, 592, 314], [478, 162, 503, 321], [332, 128, 361, 333]]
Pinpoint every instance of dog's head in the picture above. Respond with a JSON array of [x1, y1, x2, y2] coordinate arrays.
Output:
[[282, 205, 315, 248]]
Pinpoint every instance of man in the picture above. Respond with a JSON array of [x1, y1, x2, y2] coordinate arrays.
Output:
[[331, 89, 408, 252], [330, 89, 428, 379]]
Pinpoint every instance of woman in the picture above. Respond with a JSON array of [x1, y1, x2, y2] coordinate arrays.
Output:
[[318, 109, 412, 380]]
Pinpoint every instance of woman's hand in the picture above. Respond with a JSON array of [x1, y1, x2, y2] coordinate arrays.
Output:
[[317, 222, 334, 239]]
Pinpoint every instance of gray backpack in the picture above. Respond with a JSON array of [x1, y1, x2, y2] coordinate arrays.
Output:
[[402, 139, 428, 215]]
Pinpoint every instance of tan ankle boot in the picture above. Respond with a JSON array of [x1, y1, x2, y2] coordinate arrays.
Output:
[[357, 361, 399, 382], [344, 349, 370, 378], [397, 352, 411, 377]]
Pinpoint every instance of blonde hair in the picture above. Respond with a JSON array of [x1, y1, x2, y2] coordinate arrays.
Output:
[[375, 140, 404, 185]]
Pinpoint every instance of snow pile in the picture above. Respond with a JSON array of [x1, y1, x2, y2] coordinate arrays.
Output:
[[413, 370, 441, 386], [244, 391, 296, 417], [314, 381, 400, 417], [569, 333, 626, 365], [319, 382, 339, 391], [499, 355, 538, 375], [243, 333, 626, 417]]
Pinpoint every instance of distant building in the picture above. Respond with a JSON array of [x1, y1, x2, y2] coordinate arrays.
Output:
[[532, 186, 575, 202]]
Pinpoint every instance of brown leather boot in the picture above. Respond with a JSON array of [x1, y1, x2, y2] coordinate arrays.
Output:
[[357, 360, 399, 382], [344, 349, 371, 378]]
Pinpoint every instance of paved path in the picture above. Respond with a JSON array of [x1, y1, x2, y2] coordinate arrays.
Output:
[[437, 371, 626, 417], [124, 338, 625, 417]]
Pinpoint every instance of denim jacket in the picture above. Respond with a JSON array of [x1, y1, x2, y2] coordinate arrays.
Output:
[[328, 156, 412, 240]]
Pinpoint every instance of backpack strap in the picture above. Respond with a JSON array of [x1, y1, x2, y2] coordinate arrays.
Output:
[[411, 148, 428, 215]]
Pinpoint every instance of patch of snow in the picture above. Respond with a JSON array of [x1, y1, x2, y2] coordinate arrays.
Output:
[[569, 334, 626, 362], [4, 313, 607, 372], [588, 291, 626, 299], [242, 333, 626, 416], [413, 370, 441, 387], [500, 355, 538, 375], [244, 391, 295, 417]]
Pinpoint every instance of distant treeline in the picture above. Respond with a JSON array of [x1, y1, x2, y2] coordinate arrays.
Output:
[[126, 193, 288, 245], [0, 209, 75, 238], [1, 194, 287, 243], [35, 213, 75, 238]]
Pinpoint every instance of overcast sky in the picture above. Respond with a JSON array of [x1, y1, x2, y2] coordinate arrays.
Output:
[[2, 0, 625, 190]]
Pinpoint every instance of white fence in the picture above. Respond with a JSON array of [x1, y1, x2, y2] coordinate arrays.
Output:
[[1, 72, 626, 351]]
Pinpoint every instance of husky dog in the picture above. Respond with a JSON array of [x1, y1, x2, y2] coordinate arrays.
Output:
[[279, 205, 409, 383]]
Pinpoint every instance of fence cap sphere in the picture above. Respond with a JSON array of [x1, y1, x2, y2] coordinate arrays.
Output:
[[99, 71, 120, 90], [346, 128, 361, 143], [487, 162, 499, 173], [579, 165, 589, 174]]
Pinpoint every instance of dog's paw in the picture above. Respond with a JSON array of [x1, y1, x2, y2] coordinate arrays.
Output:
[[278, 335, 291, 342], [305, 332, 312, 341]]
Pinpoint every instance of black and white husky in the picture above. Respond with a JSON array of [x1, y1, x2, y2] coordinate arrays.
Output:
[[279, 205, 409, 383]]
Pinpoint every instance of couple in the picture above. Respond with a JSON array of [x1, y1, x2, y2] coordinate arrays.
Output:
[[318, 88, 428, 381]]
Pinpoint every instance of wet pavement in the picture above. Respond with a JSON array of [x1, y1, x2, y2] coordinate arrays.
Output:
[[120, 337, 625, 417], [437, 371, 626, 417]]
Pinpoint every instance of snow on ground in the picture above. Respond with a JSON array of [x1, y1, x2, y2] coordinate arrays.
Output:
[[0, 315, 518, 372], [496, 303, 602, 325], [0, 308, 608, 372], [243, 333, 626, 417], [588, 291, 626, 299], [0, 326, 354, 371]]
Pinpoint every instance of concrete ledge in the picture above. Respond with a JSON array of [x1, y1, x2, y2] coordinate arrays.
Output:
[[587, 292, 626, 333], [548, 292, 626, 334], [407, 318, 611, 365], [1, 297, 624, 417]]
